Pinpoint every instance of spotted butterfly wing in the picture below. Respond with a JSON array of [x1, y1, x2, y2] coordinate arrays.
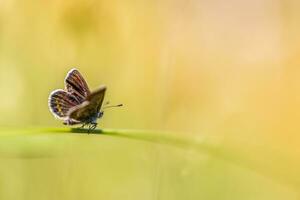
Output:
[[65, 68, 91, 103], [68, 86, 106, 122], [48, 89, 81, 119]]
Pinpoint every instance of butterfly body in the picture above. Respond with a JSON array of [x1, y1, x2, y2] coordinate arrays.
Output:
[[48, 68, 107, 132]]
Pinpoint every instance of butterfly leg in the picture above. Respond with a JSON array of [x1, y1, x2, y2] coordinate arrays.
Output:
[[87, 123, 97, 134], [87, 124, 91, 134], [91, 123, 97, 130]]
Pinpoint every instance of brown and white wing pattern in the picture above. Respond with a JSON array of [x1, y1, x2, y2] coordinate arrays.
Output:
[[68, 86, 106, 122], [48, 89, 81, 119], [65, 68, 91, 103]]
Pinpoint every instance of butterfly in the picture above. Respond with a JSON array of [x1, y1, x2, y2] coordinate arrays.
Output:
[[48, 68, 122, 132]]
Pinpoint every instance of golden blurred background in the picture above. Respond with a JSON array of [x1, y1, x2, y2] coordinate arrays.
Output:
[[0, 0, 300, 194]]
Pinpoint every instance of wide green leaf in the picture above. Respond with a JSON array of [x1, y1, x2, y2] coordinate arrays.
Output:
[[0, 128, 298, 200]]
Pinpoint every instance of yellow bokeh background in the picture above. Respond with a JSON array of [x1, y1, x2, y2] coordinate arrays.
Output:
[[0, 0, 300, 195]]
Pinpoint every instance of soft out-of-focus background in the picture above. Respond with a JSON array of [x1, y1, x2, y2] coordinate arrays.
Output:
[[0, 0, 300, 197]]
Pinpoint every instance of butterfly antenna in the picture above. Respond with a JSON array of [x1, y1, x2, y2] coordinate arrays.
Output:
[[102, 104, 123, 110]]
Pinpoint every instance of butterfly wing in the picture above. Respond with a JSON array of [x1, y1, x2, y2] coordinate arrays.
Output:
[[68, 86, 106, 122], [65, 68, 91, 103], [48, 89, 81, 119]]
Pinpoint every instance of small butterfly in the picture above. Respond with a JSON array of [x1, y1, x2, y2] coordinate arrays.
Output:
[[48, 68, 122, 132]]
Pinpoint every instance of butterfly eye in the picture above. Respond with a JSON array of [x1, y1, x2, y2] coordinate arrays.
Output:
[[97, 111, 104, 118]]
